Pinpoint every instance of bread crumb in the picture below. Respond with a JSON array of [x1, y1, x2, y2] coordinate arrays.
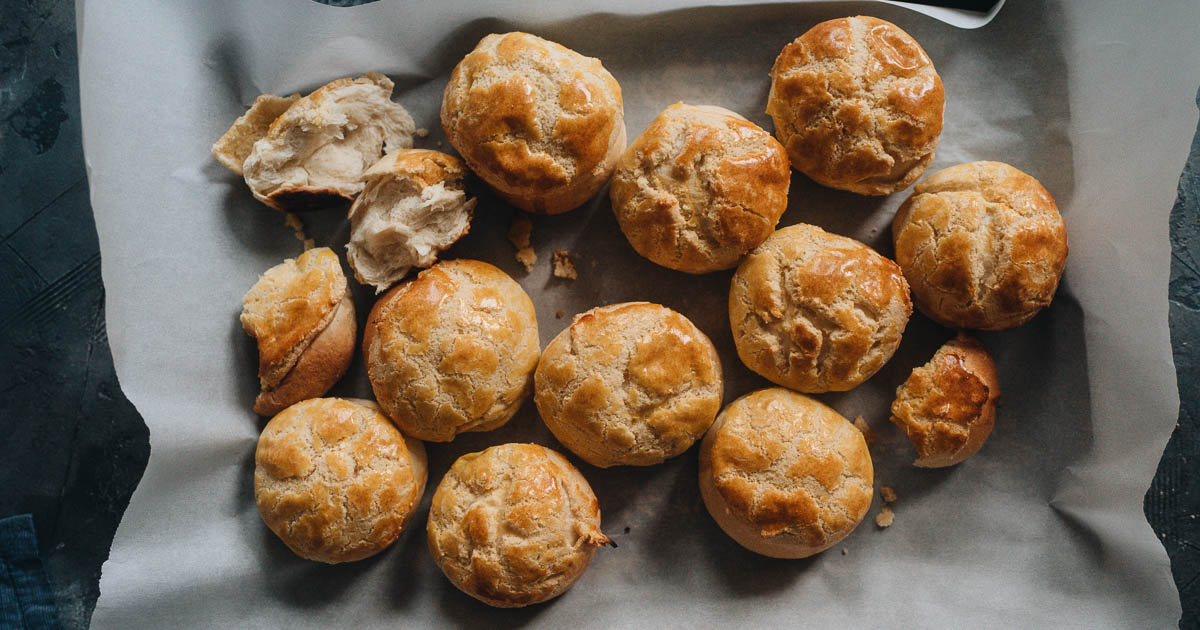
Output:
[[416, 128, 430, 138], [507, 214, 537, 272], [841, 548, 848, 555], [875, 506, 895, 528], [880, 486, 897, 503], [284, 212, 312, 248], [552, 249, 577, 280], [556, 309, 565, 319], [853, 416, 875, 445]]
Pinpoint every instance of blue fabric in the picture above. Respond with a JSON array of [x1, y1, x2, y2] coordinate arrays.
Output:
[[0, 515, 60, 630]]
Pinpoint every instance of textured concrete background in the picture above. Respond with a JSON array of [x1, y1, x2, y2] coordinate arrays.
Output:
[[0, 0, 1195, 627]]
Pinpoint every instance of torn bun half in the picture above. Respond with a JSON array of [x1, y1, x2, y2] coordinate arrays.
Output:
[[346, 149, 476, 293]]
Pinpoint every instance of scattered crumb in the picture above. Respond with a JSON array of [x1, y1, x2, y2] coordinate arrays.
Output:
[[552, 249, 577, 280], [841, 548, 848, 555], [853, 416, 875, 445], [556, 309, 565, 319], [436, 140, 443, 147], [507, 214, 537, 272], [880, 486, 897, 503], [624, 526, 631, 534], [283, 211, 311, 247], [875, 506, 895, 528], [416, 128, 430, 138]]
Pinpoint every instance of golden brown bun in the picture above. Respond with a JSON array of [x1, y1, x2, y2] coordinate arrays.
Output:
[[363, 259, 540, 442], [242, 73, 415, 211], [890, 334, 1000, 467], [253, 295, 355, 416], [699, 389, 873, 558], [441, 32, 626, 214], [766, 16, 944, 195], [427, 443, 610, 607], [255, 398, 428, 563], [241, 248, 355, 415], [892, 161, 1068, 330], [534, 302, 723, 467], [346, 149, 476, 293], [610, 103, 791, 273], [729, 223, 912, 392]]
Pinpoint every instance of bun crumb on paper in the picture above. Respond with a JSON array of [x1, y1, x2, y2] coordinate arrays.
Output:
[[441, 32, 626, 214], [892, 161, 1068, 330], [853, 416, 876, 445], [535, 302, 723, 467], [767, 16, 944, 195], [236, 73, 415, 212], [729, 223, 911, 393], [875, 506, 895, 528], [552, 249, 577, 279], [890, 333, 1000, 467], [240, 247, 355, 416], [346, 149, 476, 293], [507, 214, 537, 272], [880, 485, 897, 503], [254, 398, 427, 564], [699, 388, 873, 558], [427, 443, 609, 607], [363, 259, 539, 442], [610, 103, 790, 273]]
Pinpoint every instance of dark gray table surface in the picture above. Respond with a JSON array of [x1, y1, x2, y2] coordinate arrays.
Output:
[[1, 1, 1196, 627]]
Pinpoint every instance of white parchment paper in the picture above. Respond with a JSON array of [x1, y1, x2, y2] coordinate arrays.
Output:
[[79, 1, 1197, 627]]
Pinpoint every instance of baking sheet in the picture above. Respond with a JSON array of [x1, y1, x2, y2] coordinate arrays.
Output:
[[78, 1, 1196, 627]]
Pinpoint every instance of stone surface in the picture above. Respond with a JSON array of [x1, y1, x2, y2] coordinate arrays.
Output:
[[0, 1, 150, 628], [1146, 85, 1200, 630]]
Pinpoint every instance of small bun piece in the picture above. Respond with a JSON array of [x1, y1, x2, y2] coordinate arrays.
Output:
[[364, 259, 539, 442], [766, 16, 944, 195], [427, 443, 610, 607], [890, 334, 999, 467], [699, 389, 873, 558], [255, 398, 428, 563], [347, 149, 477, 293], [441, 32, 626, 214], [535, 302, 723, 468], [242, 72, 415, 211], [730, 223, 911, 393], [892, 161, 1068, 330], [212, 93, 300, 175], [241, 247, 356, 416], [610, 103, 791, 273]]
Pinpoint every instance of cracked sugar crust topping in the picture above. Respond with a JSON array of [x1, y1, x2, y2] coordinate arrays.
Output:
[[767, 15, 944, 195], [730, 223, 911, 393], [534, 302, 723, 467], [892, 161, 1068, 331], [364, 259, 540, 442], [241, 247, 348, 390], [427, 443, 609, 608], [610, 103, 791, 273], [441, 32, 624, 213], [254, 398, 427, 564], [707, 389, 873, 549]]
